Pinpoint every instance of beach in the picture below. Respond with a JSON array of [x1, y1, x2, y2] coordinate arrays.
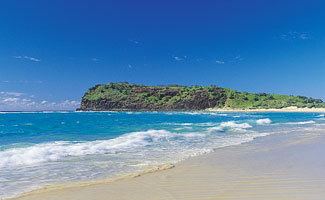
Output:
[[13, 124, 325, 200], [206, 106, 325, 113], [3, 1, 325, 199]]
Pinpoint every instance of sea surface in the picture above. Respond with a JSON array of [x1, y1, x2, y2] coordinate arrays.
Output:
[[1, 111, 325, 199]]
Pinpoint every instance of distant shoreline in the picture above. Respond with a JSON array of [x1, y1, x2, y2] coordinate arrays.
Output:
[[206, 106, 325, 113], [78, 106, 325, 113], [0, 110, 73, 113], [2, 107, 325, 113]]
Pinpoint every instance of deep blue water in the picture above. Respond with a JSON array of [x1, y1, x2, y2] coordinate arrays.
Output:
[[0, 111, 324, 198]]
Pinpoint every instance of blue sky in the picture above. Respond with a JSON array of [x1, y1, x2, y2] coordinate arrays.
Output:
[[1, 0, 325, 110]]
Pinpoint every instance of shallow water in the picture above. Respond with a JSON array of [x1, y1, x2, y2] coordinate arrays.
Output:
[[1, 111, 325, 199]]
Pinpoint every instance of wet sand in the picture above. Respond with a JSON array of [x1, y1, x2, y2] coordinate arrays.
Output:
[[13, 129, 325, 200]]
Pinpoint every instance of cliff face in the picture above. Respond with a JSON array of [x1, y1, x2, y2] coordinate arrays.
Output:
[[79, 83, 227, 111], [78, 82, 325, 111]]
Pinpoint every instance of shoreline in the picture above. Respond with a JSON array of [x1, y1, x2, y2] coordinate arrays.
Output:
[[6, 125, 270, 199], [12, 127, 325, 200], [1, 107, 325, 114], [206, 106, 325, 113], [9, 163, 175, 200], [79, 107, 325, 113]]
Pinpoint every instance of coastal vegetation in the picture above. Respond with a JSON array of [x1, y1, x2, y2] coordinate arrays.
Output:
[[79, 82, 325, 111]]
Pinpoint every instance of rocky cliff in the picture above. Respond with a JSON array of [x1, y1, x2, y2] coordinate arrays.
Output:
[[78, 82, 325, 111]]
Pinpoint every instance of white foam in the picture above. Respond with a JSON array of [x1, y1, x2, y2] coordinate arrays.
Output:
[[0, 124, 285, 199], [207, 113, 228, 116], [0, 130, 201, 169], [207, 121, 252, 133], [23, 123, 33, 126], [163, 122, 218, 127], [285, 120, 316, 125], [4, 112, 323, 199], [163, 112, 228, 116], [178, 123, 194, 126], [256, 118, 272, 125], [174, 127, 193, 131]]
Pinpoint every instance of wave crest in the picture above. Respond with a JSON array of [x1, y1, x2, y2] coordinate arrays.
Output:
[[256, 118, 272, 125], [0, 130, 200, 169], [285, 121, 316, 125], [207, 121, 252, 133]]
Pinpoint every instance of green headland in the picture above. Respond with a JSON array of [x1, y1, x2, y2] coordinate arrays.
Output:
[[78, 82, 325, 111]]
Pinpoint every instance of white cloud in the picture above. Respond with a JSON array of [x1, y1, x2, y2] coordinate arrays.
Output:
[[299, 33, 309, 40], [231, 55, 243, 63], [174, 56, 182, 61], [129, 39, 141, 45], [0, 92, 80, 111], [280, 31, 310, 41], [3, 97, 19, 103], [173, 55, 188, 61], [215, 60, 225, 64], [0, 92, 24, 97], [215, 55, 243, 64], [14, 55, 41, 62], [1, 80, 43, 84]]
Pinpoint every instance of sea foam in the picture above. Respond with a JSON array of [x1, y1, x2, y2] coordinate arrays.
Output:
[[256, 118, 272, 125], [285, 120, 316, 125], [207, 121, 252, 133], [1, 112, 324, 199], [0, 130, 201, 169]]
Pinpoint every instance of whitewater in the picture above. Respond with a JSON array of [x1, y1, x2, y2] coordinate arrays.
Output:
[[0, 111, 325, 199]]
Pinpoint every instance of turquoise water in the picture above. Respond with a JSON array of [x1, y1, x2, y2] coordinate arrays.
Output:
[[1, 111, 325, 198]]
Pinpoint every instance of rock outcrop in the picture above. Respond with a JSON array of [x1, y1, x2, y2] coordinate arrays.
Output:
[[78, 82, 325, 111], [78, 83, 227, 111]]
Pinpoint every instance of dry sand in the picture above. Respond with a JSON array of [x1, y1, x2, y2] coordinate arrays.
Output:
[[13, 129, 325, 200]]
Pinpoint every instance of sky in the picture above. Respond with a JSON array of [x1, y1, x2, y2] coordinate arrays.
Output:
[[1, 0, 325, 111]]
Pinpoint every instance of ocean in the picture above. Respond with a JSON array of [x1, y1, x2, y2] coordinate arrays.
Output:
[[1, 111, 325, 199]]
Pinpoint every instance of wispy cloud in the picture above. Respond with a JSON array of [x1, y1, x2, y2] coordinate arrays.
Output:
[[173, 55, 187, 62], [1, 80, 43, 84], [14, 55, 41, 62], [0, 92, 24, 97], [280, 31, 310, 41], [91, 58, 100, 62], [215, 55, 243, 65], [231, 55, 243, 63], [129, 39, 141, 45], [0, 92, 80, 111], [173, 56, 183, 61], [215, 60, 225, 64]]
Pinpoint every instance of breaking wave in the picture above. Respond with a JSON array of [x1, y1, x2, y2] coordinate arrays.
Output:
[[256, 118, 272, 125], [0, 130, 201, 169], [285, 121, 316, 125], [2, 111, 325, 199], [207, 121, 252, 133]]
